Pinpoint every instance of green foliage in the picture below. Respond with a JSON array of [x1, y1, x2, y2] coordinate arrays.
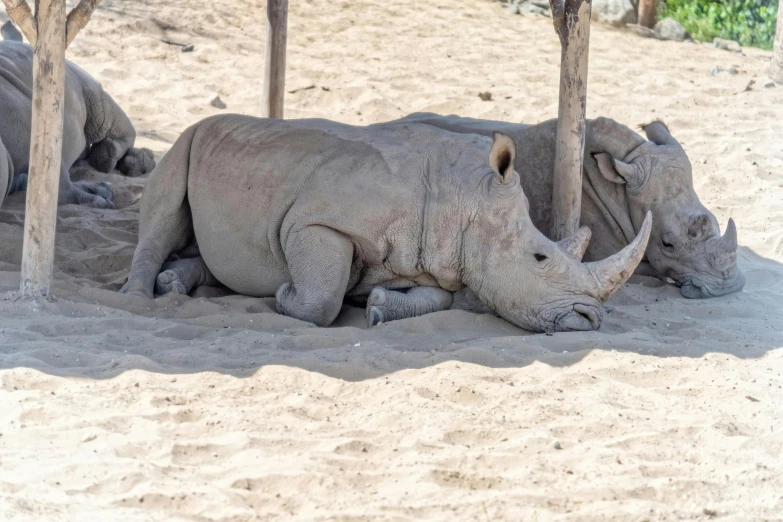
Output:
[[659, 0, 779, 49]]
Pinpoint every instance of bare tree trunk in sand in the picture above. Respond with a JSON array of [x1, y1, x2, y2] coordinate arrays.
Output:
[[19, 0, 66, 297], [549, 0, 592, 241], [771, 0, 783, 83], [637, 0, 657, 28], [263, 0, 288, 119]]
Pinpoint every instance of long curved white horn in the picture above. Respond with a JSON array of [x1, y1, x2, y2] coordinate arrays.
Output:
[[586, 212, 653, 301]]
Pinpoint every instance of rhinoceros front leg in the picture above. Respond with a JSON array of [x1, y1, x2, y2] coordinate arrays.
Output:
[[117, 147, 156, 177], [366, 286, 454, 327], [11, 167, 113, 208], [87, 138, 125, 174], [156, 255, 220, 296], [58, 166, 114, 208], [275, 226, 353, 327]]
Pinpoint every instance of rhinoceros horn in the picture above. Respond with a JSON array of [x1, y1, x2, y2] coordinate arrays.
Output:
[[558, 226, 591, 261], [586, 211, 653, 301], [719, 218, 738, 253]]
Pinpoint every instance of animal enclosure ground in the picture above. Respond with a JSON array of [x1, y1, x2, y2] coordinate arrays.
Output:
[[0, 0, 782, 519]]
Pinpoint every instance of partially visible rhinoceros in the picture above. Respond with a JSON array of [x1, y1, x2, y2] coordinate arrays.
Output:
[[392, 113, 744, 299], [0, 32, 155, 208], [120, 115, 652, 333]]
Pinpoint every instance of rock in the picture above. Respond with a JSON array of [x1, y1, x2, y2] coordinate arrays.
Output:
[[654, 18, 689, 41], [765, 82, 776, 88], [210, 95, 227, 109], [592, 0, 637, 26], [627, 24, 663, 39], [709, 65, 724, 76], [728, 67, 738, 75], [478, 91, 493, 101], [553, 440, 562, 450], [713, 38, 741, 53]]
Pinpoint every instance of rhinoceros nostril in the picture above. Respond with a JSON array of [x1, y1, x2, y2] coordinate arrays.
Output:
[[573, 304, 600, 330]]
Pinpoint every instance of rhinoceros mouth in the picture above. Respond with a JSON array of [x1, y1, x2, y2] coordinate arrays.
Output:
[[554, 303, 603, 332], [679, 272, 746, 299]]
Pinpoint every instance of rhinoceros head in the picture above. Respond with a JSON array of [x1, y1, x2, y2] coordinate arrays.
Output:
[[464, 133, 653, 332], [592, 120, 745, 298]]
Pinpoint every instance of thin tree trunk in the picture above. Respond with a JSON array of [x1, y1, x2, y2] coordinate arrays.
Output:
[[19, 0, 66, 297], [262, 0, 288, 119], [637, 0, 657, 28], [770, 0, 783, 83], [549, 0, 592, 241]]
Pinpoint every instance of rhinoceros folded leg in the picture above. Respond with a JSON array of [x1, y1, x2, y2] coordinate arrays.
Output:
[[156, 255, 220, 296], [87, 138, 125, 174], [9, 173, 28, 194], [366, 286, 454, 327], [56, 167, 113, 208], [117, 147, 156, 177], [275, 225, 353, 327]]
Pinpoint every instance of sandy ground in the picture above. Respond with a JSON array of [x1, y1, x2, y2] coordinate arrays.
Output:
[[1, 0, 782, 520]]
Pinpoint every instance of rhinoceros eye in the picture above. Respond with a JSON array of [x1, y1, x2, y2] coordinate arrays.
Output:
[[534, 253, 548, 262]]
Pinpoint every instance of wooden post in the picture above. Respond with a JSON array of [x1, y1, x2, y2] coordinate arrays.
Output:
[[637, 0, 657, 28], [548, 0, 591, 241], [262, 0, 288, 119], [770, 0, 783, 83], [19, 0, 66, 297]]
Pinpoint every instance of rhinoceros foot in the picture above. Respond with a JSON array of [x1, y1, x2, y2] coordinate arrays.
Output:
[[70, 180, 114, 209], [156, 270, 189, 296]]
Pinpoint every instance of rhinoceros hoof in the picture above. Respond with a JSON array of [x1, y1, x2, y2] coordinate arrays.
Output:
[[367, 306, 385, 327], [156, 270, 188, 295], [75, 181, 113, 202], [367, 287, 387, 306], [119, 281, 153, 299]]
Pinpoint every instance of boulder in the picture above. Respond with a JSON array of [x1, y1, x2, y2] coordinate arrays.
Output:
[[713, 38, 742, 53], [592, 0, 637, 26], [654, 18, 689, 41]]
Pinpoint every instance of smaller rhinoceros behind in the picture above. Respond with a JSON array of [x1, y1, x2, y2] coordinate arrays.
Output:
[[121, 115, 652, 333], [392, 113, 744, 299]]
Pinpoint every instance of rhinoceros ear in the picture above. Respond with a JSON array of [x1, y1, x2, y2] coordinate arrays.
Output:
[[642, 120, 683, 149], [489, 132, 516, 184], [593, 152, 639, 186]]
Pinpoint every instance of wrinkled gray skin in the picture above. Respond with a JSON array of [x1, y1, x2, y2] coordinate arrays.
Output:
[[121, 115, 652, 332], [392, 113, 745, 299], [0, 35, 155, 208]]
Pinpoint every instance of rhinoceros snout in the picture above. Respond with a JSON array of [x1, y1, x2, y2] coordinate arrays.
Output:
[[680, 270, 746, 299], [556, 303, 603, 332]]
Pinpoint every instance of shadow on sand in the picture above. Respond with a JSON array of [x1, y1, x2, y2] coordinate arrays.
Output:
[[0, 169, 782, 382]]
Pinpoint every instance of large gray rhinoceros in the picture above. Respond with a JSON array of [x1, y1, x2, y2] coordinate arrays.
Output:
[[0, 36, 155, 208], [120, 115, 653, 333], [390, 113, 745, 299]]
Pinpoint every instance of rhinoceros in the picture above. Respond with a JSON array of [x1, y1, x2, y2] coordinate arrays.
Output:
[[120, 115, 653, 332], [391, 113, 744, 299], [0, 34, 155, 208]]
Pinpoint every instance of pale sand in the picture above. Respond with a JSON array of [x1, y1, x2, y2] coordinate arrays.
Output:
[[1, 0, 782, 520]]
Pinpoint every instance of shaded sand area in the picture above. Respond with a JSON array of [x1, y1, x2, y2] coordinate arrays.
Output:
[[1, 0, 782, 519]]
